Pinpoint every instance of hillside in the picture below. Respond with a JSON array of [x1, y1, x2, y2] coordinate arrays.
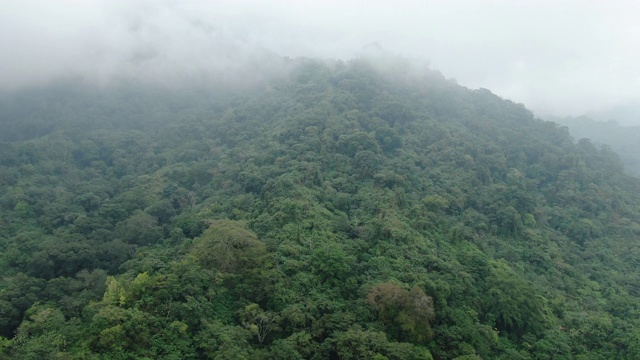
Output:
[[586, 101, 640, 127], [2, 57, 640, 359], [554, 115, 640, 176]]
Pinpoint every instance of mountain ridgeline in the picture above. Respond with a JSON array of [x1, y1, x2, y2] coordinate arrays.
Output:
[[553, 115, 640, 176], [1, 57, 640, 359]]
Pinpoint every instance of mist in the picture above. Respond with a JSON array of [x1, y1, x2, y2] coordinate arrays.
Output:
[[2, 0, 639, 120]]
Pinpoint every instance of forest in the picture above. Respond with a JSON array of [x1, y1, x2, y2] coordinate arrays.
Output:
[[2, 56, 640, 359], [554, 115, 640, 176]]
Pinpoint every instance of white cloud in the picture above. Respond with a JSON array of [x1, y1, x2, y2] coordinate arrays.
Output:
[[1, 0, 639, 117]]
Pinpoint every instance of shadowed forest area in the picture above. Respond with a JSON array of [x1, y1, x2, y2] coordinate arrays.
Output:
[[2, 57, 640, 359]]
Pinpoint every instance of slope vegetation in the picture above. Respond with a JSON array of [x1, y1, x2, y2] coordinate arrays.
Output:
[[555, 115, 640, 176], [1, 58, 640, 359]]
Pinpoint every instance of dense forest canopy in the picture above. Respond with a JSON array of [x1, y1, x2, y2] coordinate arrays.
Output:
[[2, 56, 640, 359]]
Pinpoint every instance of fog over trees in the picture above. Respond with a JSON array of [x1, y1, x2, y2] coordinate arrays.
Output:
[[2, 2, 640, 359], [2, 0, 640, 119]]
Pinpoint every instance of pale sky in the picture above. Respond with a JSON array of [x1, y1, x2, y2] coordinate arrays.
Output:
[[1, 0, 639, 118]]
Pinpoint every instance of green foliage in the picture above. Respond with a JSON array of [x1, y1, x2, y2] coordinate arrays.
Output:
[[367, 282, 435, 343], [483, 261, 545, 337], [1, 56, 640, 359], [311, 242, 354, 284], [188, 220, 268, 273], [555, 115, 640, 175]]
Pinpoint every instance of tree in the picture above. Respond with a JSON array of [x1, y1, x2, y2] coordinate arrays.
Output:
[[240, 303, 280, 344], [484, 261, 545, 337], [188, 220, 268, 273], [367, 282, 435, 343]]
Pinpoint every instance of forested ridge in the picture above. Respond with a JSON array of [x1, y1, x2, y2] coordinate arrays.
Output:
[[2, 57, 640, 359], [554, 115, 640, 176]]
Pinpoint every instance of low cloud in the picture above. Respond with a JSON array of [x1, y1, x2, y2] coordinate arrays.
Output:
[[1, 0, 639, 118]]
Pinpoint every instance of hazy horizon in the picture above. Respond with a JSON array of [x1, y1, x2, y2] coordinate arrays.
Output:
[[2, 0, 639, 121]]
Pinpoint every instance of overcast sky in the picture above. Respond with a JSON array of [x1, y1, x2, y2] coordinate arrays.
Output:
[[1, 0, 639, 118]]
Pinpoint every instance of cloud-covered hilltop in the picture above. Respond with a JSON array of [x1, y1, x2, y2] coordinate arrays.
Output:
[[2, 0, 640, 119]]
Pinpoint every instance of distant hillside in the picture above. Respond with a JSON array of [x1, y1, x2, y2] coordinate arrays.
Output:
[[587, 100, 640, 126], [2, 57, 640, 359], [554, 115, 640, 176]]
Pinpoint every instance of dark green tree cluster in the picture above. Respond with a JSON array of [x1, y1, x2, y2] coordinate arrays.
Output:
[[2, 56, 640, 359]]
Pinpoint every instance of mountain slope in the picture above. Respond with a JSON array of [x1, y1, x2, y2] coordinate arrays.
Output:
[[554, 115, 640, 176], [1, 57, 640, 359]]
